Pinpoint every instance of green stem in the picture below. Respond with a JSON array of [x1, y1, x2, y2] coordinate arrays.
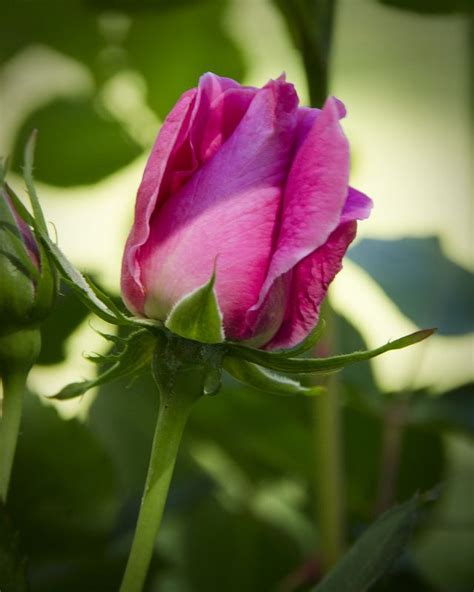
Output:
[[119, 369, 201, 592], [0, 327, 40, 503], [0, 370, 27, 501]]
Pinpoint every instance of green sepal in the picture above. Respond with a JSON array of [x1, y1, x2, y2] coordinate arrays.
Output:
[[165, 269, 225, 344], [223, 357, 325, 397], [51, 329, 156, 400], [227, 329, 436, 375], [152, 330, 225, 399], [23, 131, 49, 237], [16, 132, 131, 327], [268, 319, 326, 358], [314, 495, 423, 592]]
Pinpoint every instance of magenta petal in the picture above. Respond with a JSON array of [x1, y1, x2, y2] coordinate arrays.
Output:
[[341, 187, 373, 223], [252, 96, 350, 312], [266, 221, 357, 350], [139, 78, 299, 340], [121, 74, 257, 316], [121, 88, 197, 314]]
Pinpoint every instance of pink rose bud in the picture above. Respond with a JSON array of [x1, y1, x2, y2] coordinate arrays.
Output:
[[121, 73, 372, 349]]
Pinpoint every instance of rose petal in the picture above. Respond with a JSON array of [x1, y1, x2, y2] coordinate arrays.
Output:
[[121, 74, 257, 315], [266, 221, 357, 350], [250, 96, 349, 313], [121, 87, 197, 314], [341, 187, 373, 223], [139, 78, 299, 340]]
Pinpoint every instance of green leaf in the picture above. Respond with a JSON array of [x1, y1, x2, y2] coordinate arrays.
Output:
[[314, 497, 420, 592], [8, 393, 118, 555], [13, 99, 142, 187], [377, 0, 471, 14], [408, 383, 474, 435], [125, 0, 245, 118], [228, 329, 435, 375], [223, 357, 324, 397], [165, 271, 225, 344], [349, 237, 474, 335], [51, 329, 155, 399]]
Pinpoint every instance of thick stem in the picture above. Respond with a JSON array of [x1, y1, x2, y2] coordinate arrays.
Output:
[[119, 368, 202, 592], [0, 370, 27, 501]]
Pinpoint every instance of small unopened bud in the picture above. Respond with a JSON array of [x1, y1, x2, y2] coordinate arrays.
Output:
[[0, 189, 56, 337]]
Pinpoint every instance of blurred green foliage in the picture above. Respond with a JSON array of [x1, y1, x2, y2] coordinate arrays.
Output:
[[1, 0, 473, 591]]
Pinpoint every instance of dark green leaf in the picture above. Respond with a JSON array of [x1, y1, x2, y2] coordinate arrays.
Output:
[[228, 329, 435, 375], [125, 0, 245, 118], [377, 0, 471, 14], [408, 383, 474, 435], [223, 357, 324, 397], [165, 271, 225, 344], [13, 99, 142, 187], [349, 237, 474, 335], [0, 503, 28, 592], [8, 393, 118, 554], [315, 497, 420, 592]]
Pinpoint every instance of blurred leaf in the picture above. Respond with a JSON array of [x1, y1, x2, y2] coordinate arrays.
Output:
[[413, 436, 474, 590], [348, 237, 474, 335], [8, 393, 118, 554], [0, 1, 104, 68], [0, 503, 28, 592], [181, 497, 301, 592], [126, 0, 245, 118], [37, 282, 88, 365], [88, 371, 160, 497], [12, 98, 142, 187], [397, 425, 445, 503], [315, 497, 420, 592], [377, 0, 471, 14], [28, 553, 126, 592], [408, 383, 474, 435], [344, 405, 445, 519], [272, 0, 335, 106], [189, 378, 314, 482]]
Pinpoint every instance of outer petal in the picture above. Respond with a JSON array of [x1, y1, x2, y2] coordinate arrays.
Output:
[[121, 73, 257, 315], [341, 187, 373, 223], [266, 221, 357, 350], [121, 88, 197, 314], [265, 185, 373, 350], [139, 78, 299, 340], [251, 96, 350, 312]]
